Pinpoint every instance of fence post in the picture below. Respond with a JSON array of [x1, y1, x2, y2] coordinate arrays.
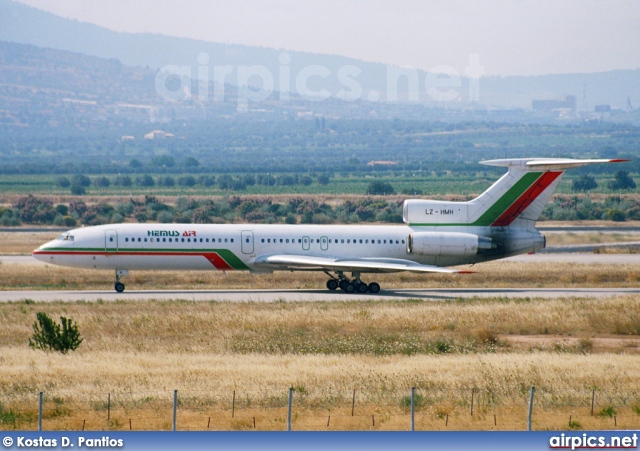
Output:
[[287, 387, 293, 432], [351, 389, 356, 417], [527, 386, 535, 431], [591, 389, 595, 416], [172, 390, 178, 432], [410, 387, 415, 432], [232, 390, 236, 418], [107, 393, 111, 421], [470, 388, 475, 416], [38, 391, 43, 432]]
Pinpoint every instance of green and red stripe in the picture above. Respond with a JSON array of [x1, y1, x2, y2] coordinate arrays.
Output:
[[32, 248, 250, 271]]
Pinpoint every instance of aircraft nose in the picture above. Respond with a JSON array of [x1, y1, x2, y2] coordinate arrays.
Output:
[[32, 241, 54, 263]]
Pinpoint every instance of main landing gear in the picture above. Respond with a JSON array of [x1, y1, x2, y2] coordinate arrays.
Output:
[[325, 271, 381, 294], [114, 269, 129, 293]]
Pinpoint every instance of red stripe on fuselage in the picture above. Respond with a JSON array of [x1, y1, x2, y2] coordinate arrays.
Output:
[[492, 171, 562, 227], [32, 250, 235, 270]]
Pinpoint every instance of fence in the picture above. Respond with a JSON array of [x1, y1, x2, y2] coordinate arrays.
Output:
[[1, 387, 639, 431]]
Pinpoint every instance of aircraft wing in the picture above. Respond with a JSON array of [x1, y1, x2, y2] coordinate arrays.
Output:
[[253, 254, 473, 274]]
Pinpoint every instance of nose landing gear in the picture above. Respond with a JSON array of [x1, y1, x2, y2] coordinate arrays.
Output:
[[114, 269, 129, 293]]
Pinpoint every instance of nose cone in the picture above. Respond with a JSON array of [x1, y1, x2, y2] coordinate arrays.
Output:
[[32, 240, 55, 263]]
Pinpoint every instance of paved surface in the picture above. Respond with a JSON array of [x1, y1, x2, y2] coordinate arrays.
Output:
[[4, 253, 640, 266], [1, 287, 639, 303]]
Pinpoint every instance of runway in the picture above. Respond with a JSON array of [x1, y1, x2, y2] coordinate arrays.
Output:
[[4, 253, 640, 266], [2, 251, 640, 302], [1, 287, 639, 303]]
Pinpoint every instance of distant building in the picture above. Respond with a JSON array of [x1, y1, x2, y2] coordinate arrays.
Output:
[[595, 105, 611, 113], [532, 95, 577, 112], [144, 130, 175, 140], [367, 160, 398, 167]]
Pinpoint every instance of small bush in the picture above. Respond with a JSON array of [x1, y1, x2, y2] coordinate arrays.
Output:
[[597, 406, 617, 418], [29, 312, 83, 354]]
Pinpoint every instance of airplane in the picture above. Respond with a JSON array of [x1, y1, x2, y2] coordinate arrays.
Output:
[[32, 158, 626, 293]]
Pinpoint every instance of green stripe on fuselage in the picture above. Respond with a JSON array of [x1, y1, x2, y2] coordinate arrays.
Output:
[[38, 247, 251, 271]]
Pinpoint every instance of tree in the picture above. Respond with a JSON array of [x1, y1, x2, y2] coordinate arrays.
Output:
[[183, 157, 200, 168], [29, 312, 83, 354], [366, 180, 395, 195], [317, 173, 331, 185], [70, 185, 86, 195], [93, 176, 110, 188], [150, 155, 176, 168], [135, 174, 155, 187], [178, 176, 196, 187], [608, 171, 636, 191], [56, 176, 70, 188], [72, 174, 91, 187], [572, 175, 598, 192], [114, 175, 133, 187]]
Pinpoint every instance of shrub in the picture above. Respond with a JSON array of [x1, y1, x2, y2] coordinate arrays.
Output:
[[29, 312, 83, 354], [70, 185, 86, 195]]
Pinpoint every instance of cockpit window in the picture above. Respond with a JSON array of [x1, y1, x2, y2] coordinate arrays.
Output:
[[57, 234, 74, 241]]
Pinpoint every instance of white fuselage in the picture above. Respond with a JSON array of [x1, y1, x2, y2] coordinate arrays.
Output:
[[33, 223, 544, 273]]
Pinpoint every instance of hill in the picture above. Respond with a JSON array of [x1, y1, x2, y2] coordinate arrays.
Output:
[[1, 0, 639, 110]]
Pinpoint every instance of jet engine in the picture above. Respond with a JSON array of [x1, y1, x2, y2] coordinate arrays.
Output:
[[406, 232, 492, 257]]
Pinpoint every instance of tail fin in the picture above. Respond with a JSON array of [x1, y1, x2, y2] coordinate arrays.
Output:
[[403, 158, 627, 228]]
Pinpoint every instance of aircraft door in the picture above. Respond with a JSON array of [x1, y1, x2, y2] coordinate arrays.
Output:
[[105, 230, 118, 253], [302, 236, 310, 251], [241, 230, 254, 254], [320, 236, 329, 251]]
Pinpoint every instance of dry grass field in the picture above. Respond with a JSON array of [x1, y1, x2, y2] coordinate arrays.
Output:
[[1, 297, 639, 430]]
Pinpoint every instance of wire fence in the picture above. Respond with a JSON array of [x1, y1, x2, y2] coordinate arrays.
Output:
[[1, 387, 639, 431]]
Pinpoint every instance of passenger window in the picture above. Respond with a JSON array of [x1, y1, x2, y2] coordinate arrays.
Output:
[[169, 238, 172, 242], [347, 239, 350, 243], [378, 240, 381, 244], [359, 239, 363, 244], [286, 239, 289, 243], [384, 240, 386, 244], [402, 240, 405, 244], [261, 239, 265, 243], [365, 239, 368, 244], [109, 237, 113, 242], [225, 238, 228, 243], [181, 238, 185, 243], [298, 239, 301, 243], [341, 239, 344, 243], [138, 238, 141, 242], [144, 238, 147, 242], [125, 238, 128, 242], [206, 238, 209, 243]]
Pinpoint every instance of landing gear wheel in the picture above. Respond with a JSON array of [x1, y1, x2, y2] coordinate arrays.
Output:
[[339, 280, 350, 291], [344, 282, 356, 294], [368, 282, 381, 294], [326, 279, 339, 291], [356, 282, 368, 294], [114, 282, 125, 293]]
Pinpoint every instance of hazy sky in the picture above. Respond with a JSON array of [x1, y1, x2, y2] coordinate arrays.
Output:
[[17, 0, 640, 76]]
